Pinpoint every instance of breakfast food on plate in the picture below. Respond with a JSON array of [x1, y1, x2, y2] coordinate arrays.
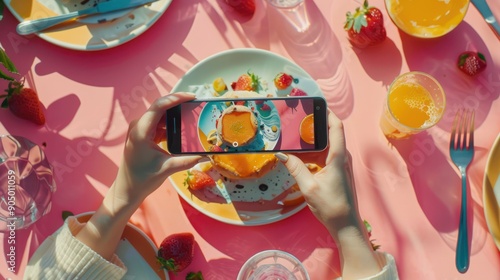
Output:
[[457, 51, 487, 76], [344, 0, 386, 48], [274, 72, 294, 90], [217, 105, 258, 147], [185, 170, 216, 190], [211, 153, 278, 180], [207, 89, 279, 180], [231, 71, 260, 91]]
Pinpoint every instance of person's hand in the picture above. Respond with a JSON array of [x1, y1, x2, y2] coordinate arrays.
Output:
[[112, 92, 202, 207], [275, 110, 382, 279], [276, 110, 357, 234]]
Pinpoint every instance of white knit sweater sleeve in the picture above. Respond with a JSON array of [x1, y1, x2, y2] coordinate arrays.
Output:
[[24, 216, 127, 280], [334, 252, 399, 280]]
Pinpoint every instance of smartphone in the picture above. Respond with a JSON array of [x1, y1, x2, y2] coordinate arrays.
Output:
[[166, 96, 328, 155]]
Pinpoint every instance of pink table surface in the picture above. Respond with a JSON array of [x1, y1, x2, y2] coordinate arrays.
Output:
[[1, 0, 500, 279]]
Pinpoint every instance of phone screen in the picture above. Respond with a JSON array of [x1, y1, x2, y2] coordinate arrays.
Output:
[[166, 97, 328, 154]]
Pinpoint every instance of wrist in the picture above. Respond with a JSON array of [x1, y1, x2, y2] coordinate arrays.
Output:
[[330, 216, 382, 279]]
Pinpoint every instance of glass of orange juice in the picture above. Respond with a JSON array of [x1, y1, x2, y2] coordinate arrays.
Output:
[[380, 72, 446, 139], [385, 0, 470, 38]]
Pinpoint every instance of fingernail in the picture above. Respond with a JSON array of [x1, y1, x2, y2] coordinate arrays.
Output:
[[274, 152, 288, 162]]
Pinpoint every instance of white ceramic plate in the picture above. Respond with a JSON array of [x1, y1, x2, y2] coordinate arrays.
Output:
[[168, 48, 323, 226], [483, 133, 500, 250], [75, 212, 169, 279], [4, 0, 172, 51]]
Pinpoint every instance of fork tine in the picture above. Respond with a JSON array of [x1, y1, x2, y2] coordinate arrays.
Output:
[[468, 110, 475, 150], [450, 109, 460, 150], [459, 109, 467, 150]]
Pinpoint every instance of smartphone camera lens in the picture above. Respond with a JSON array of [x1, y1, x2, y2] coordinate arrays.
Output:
[[316, 106, 320, 110]]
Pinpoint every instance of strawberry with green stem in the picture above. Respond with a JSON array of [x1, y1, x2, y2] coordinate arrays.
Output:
[[344, 0, 386, 48], [157, 232, 195, 273], [0, 48, 46, 125], [184, 170, 216, 190], [457, 51, 487, 76], [274, 72, 294, 90], [231, 71, 260, 91]]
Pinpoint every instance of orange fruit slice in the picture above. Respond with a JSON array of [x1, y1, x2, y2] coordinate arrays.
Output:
[[299, 114, 315, 145]]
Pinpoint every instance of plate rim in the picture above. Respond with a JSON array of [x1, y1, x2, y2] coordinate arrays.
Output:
[[169, 48, 319, 226], [4, 0, 172, 51], [483, 132, 500, 251], [74, 211, 169, 279]]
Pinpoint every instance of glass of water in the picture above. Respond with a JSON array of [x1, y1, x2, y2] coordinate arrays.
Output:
[[0, 135, 56, 231], [237, 250, 310, 280], [266, 0, 311, 32]]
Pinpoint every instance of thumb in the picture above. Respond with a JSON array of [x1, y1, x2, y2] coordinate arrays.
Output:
[[163, 155, 202, 175], [275, 152, 315, 192]]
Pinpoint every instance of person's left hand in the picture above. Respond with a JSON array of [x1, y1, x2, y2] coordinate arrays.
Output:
[[112, 92, 202, 207]]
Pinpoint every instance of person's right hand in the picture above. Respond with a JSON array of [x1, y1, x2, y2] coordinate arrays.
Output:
[[275, 110, 358, 234], [275, 110, 383, 279]]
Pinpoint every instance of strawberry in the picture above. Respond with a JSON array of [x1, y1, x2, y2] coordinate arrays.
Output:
[[274, 72, 294, 90], [209, 145, 223, 152], [344, 0, 386, 48], [457, 51, 487, 76], [1, 81, 45, 125], [186, 271, 204, 280], [224, 0, 255, 17], [185, 170, 215, 190], [157, 232, 195, 273], [289, 88, 308, 96], [364, 220, 380, 251], [0, 48, 46, 125], [260, 103, 271, 111], [231, 72, 260, 91]]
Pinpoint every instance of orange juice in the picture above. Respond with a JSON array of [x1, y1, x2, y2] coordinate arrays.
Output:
[[389, 83, 437, 129], [381, 72, 445, 139], [386, 0, 469, 38]]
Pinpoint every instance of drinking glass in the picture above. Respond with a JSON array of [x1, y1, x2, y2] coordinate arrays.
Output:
[[0, 135, 56, 231], [385, 0, 470, 38], [237, 250, 310, 280], [267, 0, 310, 32], [380, 72, 446, 139]]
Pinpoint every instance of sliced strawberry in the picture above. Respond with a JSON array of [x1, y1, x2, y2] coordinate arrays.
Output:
[[209, 145, 224, 152], [274, 72, 294, 90], [260, 103, 271, 111], [231, 72, 260, 91], [289, 88, 308, 96], [157, 232, 195, 273], [185, 170, 216, 190], [344, 0, 386, 48], [457, 51, 487, 76]]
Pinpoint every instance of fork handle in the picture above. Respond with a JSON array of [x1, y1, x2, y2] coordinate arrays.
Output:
[[456, 170, 469, 273]]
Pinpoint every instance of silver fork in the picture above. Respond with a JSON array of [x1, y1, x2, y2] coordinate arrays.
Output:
[[449, 108, 475, 274]]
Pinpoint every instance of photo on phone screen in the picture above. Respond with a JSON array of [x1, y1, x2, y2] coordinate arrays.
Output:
[[166, 96, 328, 155]]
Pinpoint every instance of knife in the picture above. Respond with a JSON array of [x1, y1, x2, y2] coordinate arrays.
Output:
[[471, 0, 500, 36], [16, 0, 158, 35]]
